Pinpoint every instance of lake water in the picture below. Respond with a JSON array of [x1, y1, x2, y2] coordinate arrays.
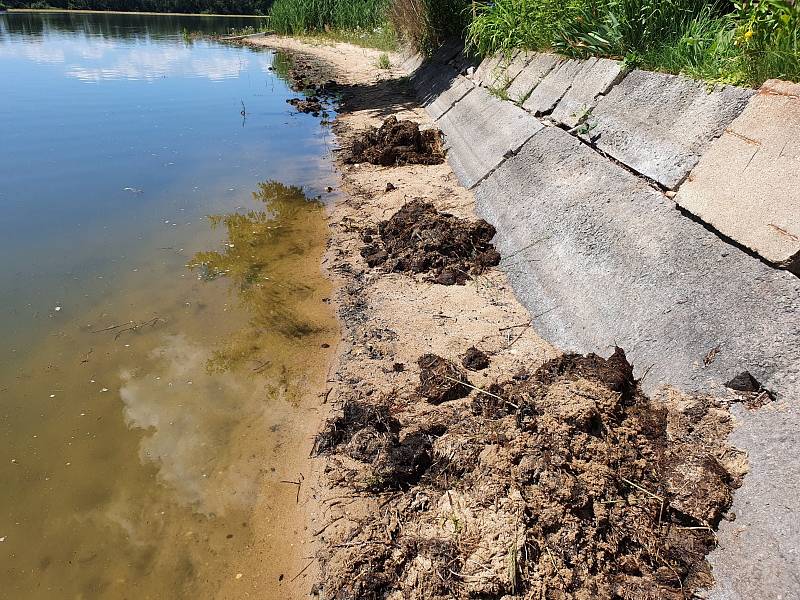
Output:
[[0, 11, 337, 598]]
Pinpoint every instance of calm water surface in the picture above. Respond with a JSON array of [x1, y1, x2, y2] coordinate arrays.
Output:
[[0, 11, 337, 598]]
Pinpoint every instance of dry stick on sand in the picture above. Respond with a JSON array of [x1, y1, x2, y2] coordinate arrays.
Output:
[[291, 559, 315, 583], [441, 374, 519, 409], [280, 473, 304, 503]]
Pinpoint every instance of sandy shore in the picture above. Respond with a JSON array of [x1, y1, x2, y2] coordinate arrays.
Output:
[[241, 34, 558, 597]]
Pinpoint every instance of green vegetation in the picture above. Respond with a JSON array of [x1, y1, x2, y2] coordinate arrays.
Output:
[[377, 51, 391, 68], [265, 0, 472, 54], [387, 0, 472, 53], [268, 0, 388, 34], [3, 0, 273, 14], [467, 0, 799, 86]]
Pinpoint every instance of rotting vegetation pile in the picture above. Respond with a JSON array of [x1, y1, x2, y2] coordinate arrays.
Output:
[[361, 200, 501, 285], [314, 348, 747, 600], [344, 116, 445, 166]]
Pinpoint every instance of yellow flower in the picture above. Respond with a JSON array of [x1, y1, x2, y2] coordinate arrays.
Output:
[[744, 29, 754, 40]]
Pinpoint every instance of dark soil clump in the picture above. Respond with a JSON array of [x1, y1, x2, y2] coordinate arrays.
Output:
[[315, 400, 436, 491], [417, 353, 472, 404], [461, 346, 490, 371], [724, 370, 775, 408], [287, 96, 323, 115], [317, 348, 747, 599], [361, 200, 501, 285], [344, 116, 445, 166]]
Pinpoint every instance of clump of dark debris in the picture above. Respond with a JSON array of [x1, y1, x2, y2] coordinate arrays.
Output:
[[344, 116, 445, 166], [462, 346, 490, 371], [287, 96, 324, 115], [315, 347, 748, 600], [724, 370, 775, 409], [417, 354, 472, 404], [315, 400, 438, 491], [283, 56, 339, 96], [361, 200, 501, 285]]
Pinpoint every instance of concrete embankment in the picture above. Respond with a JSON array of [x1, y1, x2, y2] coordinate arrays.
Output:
[[400, 43, 800, 600]]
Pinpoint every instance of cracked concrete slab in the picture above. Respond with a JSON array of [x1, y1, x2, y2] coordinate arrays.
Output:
[[436, 86, 543, 189], [675, 79, 800, 272], [551, 58, 626, 128], [585, 69, 753, 188], [474, 125, 800, 399], [506, 52, 562, 104], [503, 50, 535, 87], [522, 58, 590, 115], [425, 74, 474, 121], [473, 129, 800, 599], [473, 50, 522, 90]]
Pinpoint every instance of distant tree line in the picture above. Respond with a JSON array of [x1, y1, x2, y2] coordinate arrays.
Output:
[[4, 0, 273, 14]]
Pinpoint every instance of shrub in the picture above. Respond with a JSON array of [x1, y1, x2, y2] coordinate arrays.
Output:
[[733, 0, 800, 83]]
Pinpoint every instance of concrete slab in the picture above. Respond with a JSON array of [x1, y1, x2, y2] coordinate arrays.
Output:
[[522, 58, 590, 115], [675, 79, 800, 272], [473, 129, 800, 598], [430, 39, 463, 65], [399, 51, 424, 75], [550, 58, 626, 128], [437, 86, 543, 188], [424, 74, 474, 121], [503, 51, 533, 85], [506, 53, 562, 104], [474, 51, 520, 90], [586, 69, 753, 189], [474, 125, 800, 400], [411, 62, 459, 108], [472, 52, 504, 85]]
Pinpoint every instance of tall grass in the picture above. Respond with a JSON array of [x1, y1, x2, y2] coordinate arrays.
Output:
[[387, 0, 471, 53], [467, 0, 800, 86], [269, 0, 389, 34]]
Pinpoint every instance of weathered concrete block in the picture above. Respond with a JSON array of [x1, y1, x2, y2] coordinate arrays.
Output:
[[473, 51, 520, 90], [424, 74, 474, 121], [474, 125, 800, 399], [472, 52, 504, 86], [585, 69, 753, 188], [675, 79, 800, 272], [475, 124, 800, 600], [522, 58, 590, 115], [399, 50, 424, 75], [411, 62, 459, 107], [430, 39, 463, 65], [437, 86, 543, 188], [506, 53, 562, 104], [551, 58, 625, 128], [503, 51, 533, 84]]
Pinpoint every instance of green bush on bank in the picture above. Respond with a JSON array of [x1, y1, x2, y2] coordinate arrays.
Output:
[[466, 0, 799, 86]]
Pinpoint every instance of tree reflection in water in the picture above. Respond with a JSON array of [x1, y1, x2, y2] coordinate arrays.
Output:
[[189, 180, 334, 386]]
